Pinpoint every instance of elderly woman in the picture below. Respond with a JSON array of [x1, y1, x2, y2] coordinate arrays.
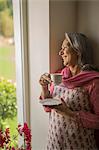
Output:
[[39, 33, 99, 150]]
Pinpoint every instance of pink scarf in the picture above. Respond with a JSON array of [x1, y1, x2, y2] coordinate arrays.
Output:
[[61, 67, 99, 88]]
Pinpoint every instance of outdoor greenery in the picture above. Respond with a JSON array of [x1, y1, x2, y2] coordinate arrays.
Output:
[[0, 78, 17, 130], [0, 78, 17, 146], [0, 0, 18, 146], [0, 45, 15, 80], [0, 0, 13, 37], [0, 0, 12, 13], [0, 44, 17, 145]]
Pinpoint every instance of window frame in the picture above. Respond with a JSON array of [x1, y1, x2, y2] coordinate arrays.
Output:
[[12, 0, 30, 126]]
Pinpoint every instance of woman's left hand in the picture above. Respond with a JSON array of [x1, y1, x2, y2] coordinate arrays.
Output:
[[51, 98, 75, 117]]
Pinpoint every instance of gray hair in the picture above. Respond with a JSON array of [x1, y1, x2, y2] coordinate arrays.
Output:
[[65, 32, 93, 64], [65, 32, 99, 71]]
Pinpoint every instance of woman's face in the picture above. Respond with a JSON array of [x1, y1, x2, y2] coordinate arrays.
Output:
[[59, 39, 78, 67]]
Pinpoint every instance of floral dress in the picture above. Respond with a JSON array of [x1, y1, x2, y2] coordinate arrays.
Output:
[[46, 85, 97, 150]]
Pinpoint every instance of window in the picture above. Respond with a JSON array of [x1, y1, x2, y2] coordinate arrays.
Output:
[[13, 0, 30, 128]]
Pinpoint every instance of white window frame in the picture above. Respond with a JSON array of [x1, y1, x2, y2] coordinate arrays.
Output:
[[12, 0, 30, 126]]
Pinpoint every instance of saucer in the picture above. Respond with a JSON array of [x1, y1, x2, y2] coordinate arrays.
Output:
[[39, 98, 62, 106]]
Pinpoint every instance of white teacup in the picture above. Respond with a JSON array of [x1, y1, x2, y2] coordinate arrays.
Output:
[[51, 73, 62, 85]]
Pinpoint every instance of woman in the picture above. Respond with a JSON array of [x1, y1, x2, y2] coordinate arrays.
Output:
[[39, 32, 99, 150]]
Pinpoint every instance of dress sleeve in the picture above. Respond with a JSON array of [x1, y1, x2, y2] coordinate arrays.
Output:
[[76, 79, 99, 129]]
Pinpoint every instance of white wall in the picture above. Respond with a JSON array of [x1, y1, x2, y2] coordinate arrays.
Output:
[[28, 0, 49, 149]]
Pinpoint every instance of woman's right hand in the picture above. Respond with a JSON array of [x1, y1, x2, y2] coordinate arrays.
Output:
[[39, 73, 52, 87], [39, 73, 52, 99]]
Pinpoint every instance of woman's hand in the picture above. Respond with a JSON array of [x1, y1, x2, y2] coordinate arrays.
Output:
[[39, 73, 52, 98], [39, 73, 52, 87], [51, 98, 75, 118]]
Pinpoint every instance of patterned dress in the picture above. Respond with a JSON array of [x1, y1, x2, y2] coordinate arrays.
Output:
[[46, 85, 97, 150]]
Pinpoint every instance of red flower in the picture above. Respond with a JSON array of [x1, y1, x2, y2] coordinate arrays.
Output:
[[5, 128, 10, 143], [0, 123, 32, 150], [0, 129, 6, 148], [12, 147, 15, 150], [18, 123, 32, 150]]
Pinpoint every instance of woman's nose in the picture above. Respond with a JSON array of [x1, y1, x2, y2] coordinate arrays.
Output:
[[59, 49, 64, 56]]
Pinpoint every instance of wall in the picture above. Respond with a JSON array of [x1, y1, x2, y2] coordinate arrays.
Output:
[[50, 0, 99, 70], [77, 1, 99, 65], [28, 0, 49, 149], [50, 1, 77, 73]]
